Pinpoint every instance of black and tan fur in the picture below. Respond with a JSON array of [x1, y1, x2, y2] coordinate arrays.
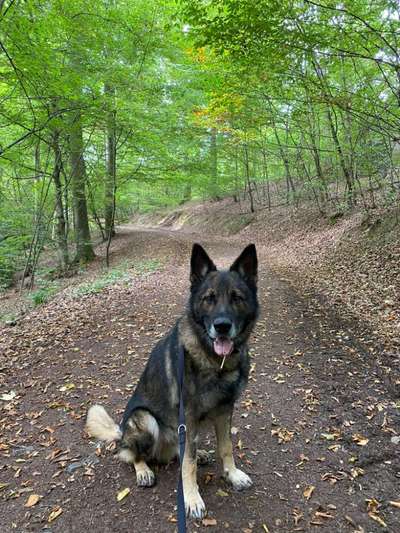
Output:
[[86, 243, 259, 518]]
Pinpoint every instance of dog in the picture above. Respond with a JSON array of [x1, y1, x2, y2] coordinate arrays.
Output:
[[86, 243, 259, 519]]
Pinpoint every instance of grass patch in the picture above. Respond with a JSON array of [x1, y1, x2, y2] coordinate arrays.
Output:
[[133, 259, 161, 275], [29, 282, 60, 306], [74, 258, 162, 297], [0, 311, 18, 325]]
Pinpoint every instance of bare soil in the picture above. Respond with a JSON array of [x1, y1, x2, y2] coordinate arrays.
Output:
[[1, 226, 399, 532]]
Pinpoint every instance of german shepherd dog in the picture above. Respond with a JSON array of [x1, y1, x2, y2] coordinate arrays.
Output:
[[86, 243, 259, 518]]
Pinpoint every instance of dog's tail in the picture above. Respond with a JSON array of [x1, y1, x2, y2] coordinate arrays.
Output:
[[86, 404, 122, 442]]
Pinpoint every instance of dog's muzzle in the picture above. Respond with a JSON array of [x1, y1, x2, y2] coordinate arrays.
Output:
[[210, 318, 235, 357]]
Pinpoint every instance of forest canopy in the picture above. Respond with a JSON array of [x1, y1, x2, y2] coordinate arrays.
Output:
[[0, 0, 399, 287]]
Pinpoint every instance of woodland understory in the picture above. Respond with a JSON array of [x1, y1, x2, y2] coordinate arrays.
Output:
[[1, 3, 400, 529]]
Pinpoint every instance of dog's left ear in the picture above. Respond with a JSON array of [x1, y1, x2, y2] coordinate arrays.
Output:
[[190, 243, 216, 286], [230, 244, 258, 286]]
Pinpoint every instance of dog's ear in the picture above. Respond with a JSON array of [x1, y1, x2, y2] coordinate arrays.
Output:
[[190, 243, 216, 286], [230, 244, 257, 286]]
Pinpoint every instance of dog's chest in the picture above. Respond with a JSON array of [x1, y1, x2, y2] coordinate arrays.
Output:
[[190, 367, 244, 418]]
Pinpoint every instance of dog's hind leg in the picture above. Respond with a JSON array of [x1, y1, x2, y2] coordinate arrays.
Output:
[[118, 409, 159, 487], [117, 447, 156, 487], [214, 411, 253, 491], [196, 449, 213, 465]]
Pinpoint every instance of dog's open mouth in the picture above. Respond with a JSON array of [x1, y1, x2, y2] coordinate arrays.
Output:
[[213, 337, 234, 357]]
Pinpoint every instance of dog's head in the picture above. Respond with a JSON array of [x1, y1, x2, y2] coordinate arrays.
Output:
[[189, 243, 259, 359]]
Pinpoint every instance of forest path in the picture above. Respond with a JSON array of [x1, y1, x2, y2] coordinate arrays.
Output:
[[1, 225, 399, 532]]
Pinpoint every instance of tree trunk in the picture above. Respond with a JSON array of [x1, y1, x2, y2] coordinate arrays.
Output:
[[69, 108, 95, 263], [233, 147, 240, 204], [104, 83, 116, 240], [304, 99, 330, 204], [326, 106, 354, 207], [266, 97, 296, 204], [52, 128, 69, 270], [244, 144, 255, 213], [209, 127, 219, 199], [262, 149, 271, 210]]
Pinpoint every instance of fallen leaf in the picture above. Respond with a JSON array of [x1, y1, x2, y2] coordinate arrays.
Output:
[[321, 432, 337, 441], [303, 485, 315, 501], [25, 494, 40, 507], [216, 489, 229, 497], [292, 508, 304, 526], [48, 507, 63, 522], [314, 511, 334, 519], [272, 427, 294, 443], [59, 383, 76, 392], [368, 512, 387, 528], [366, 498, 379, 513], [116, 487, 130, 501], [204, 472, 215, 485], [350, 467, 365, 479], [344, 515, 356, 527], [352, 433, 369, 446], [202, 517, 217, 526], [389, 500, 400, 508]]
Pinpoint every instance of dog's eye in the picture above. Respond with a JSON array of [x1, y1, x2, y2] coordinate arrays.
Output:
[[231, 291, 244, 303], [203, 293, 216, 305]]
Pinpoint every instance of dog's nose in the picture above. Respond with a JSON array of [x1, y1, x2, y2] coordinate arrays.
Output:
[[213, 318, 232, 335]]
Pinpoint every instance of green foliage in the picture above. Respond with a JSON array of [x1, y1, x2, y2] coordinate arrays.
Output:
[[74, 268, 130, 296], [29, 282, 60, 306], [0, 236, 31, 289], [74, 259, 161, 297], [0, 0, 399, 293]]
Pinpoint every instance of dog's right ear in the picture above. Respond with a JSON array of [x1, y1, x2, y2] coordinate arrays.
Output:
[[190, 243, 216, 286]]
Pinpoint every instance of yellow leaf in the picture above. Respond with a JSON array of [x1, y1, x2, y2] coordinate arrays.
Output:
[[262, 525, 270, 532], [303, 485, 315, 501], [216, 489, 229, 497], [368, 512, 387, 528], [59, 383, 76, 392], [272, 427, 294, 443], [25, 494, 40, 507], [48, 507, 63, 522], [321, 432, 336, 441], [350, 467, 365, 479], [352, 433, 369, 446], [116, 487, 130, 502], [366, 498, 379, 513]]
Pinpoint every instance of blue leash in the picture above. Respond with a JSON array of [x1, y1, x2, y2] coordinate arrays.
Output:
[[177, 345, 186, 532]]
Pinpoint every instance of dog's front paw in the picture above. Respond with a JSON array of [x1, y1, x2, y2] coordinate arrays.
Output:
[[225, 468, 253, 491], [185, 490, 206, 519], [136, 468, 155, 487]]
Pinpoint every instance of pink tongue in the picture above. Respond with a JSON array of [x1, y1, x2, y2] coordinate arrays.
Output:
[[213, 338, 234, 357]]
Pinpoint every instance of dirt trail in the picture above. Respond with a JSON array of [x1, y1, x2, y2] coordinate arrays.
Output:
[[1, 226, 399, 532]]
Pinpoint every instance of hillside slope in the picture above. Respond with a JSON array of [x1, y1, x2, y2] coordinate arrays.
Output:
[[141, 198, 400, 354]]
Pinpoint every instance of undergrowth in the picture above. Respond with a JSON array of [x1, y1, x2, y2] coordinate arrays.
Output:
[[73, 259, 162, 297]]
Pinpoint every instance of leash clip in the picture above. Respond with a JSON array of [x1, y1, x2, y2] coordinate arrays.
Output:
[[177, 423, 186, 435]]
